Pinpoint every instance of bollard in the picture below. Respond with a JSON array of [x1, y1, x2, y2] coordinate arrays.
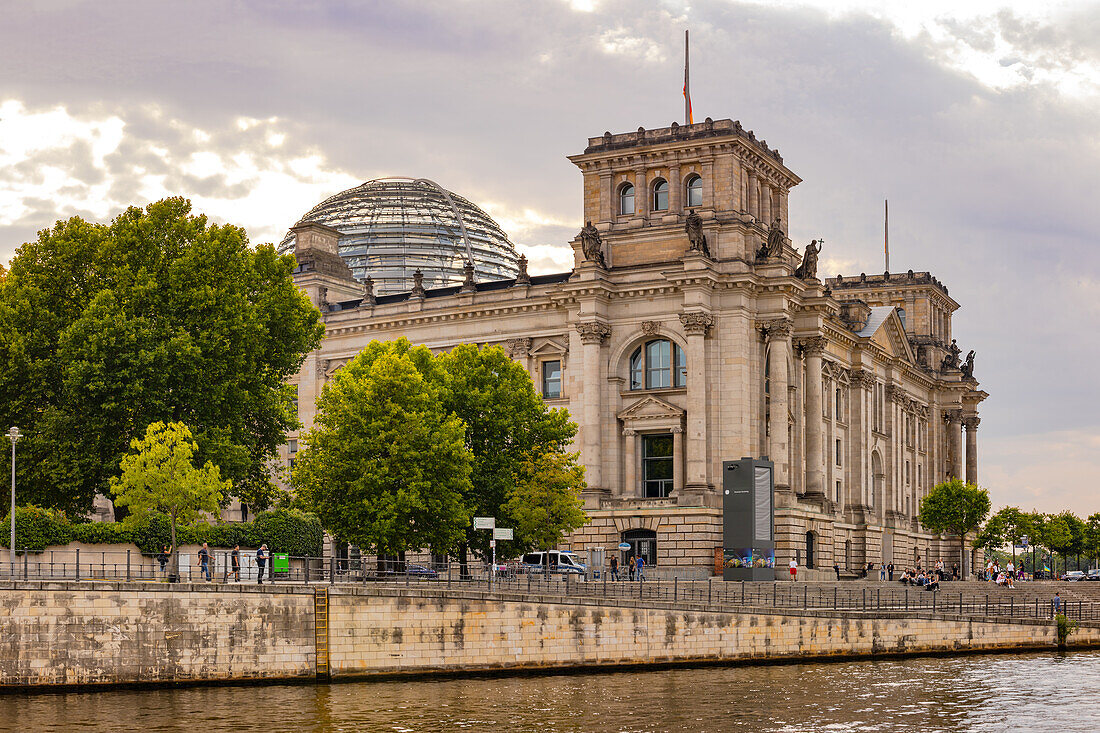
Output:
[[834, 586, 838, 610], [804, 585, 808, 609], [127, 550, 132, 582], [674, 577, 678, 602], [986, 594, 989, 616], [330, 555, 335, 585], [23, 548, 28, 581], [933, 591, 937, 613], [905, 588, 908, 611], [75, 548, 80, 581], [741, 581, 745, 605], [708, 579, 712, 605]]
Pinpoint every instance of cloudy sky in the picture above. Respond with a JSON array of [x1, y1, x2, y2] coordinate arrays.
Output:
[[2, 0, 1098, 516]]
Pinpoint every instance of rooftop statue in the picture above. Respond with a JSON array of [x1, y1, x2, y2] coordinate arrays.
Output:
[[758, 218, 785, 259], [579, 221, 606, 268], [941, 339, 961, 370], [685, 210, 710, 257], [794, 239, 821, 280], [961, 350, 976, 379]]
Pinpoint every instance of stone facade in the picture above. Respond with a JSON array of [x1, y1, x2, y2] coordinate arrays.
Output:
[[285, 118, 988, 578]]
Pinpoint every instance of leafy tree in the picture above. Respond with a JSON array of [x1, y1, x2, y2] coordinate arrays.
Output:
[[918, 478, 990, 578], [977, 506, 1033, 567], [437, 343, 581, 564], [1044, 513, 1072, 576], [503, 450, 589, 552], [1087, 513, 1100, 568], [111, 421, 230, 577], [0, 198, 323, 515], [292, 345, 473, 556]]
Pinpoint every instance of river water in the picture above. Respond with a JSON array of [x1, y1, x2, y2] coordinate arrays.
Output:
[[2, 651, 1096, 732]]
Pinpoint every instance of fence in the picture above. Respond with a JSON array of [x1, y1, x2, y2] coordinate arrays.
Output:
[[3, 552, 1096, 623]]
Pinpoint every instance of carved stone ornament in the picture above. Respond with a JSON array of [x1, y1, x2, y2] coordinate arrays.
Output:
[[761, 317, 793, 341], [411, 269, 426, 299], [684, 210, 710, 257], [316, 358, 330, 381], [460, 260, 476, 293], [884, 384, 902, 403], [641, 320, 661, 336], [575, 321, 611, 345], [943, 408, 963, 425], [679, 311, 714, 336], [795, 336, 827, 356], [941, 338, 961, 370], [850, 369, 875, 388], [960, 350, 976, 379], [757, 218, 786, 259], [963, 415, 981, 431], [504, 337, 532, 358], [794, 239, 822, 280], [363, 276, 376, 306], [515, 254, 531, 285], [579, 221, 606, 268]]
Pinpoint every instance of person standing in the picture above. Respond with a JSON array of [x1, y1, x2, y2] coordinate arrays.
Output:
[[636, 554, 646, 581], [833, 563, 841, 581], [887, 562, 895, 582], [1053, 592, 1062, 617], [256, 543, 268, 585], [879, 564, 887, 581], [156, 545, 169, 574], [196, 542, 212, 582], [609, 554, 619, 581], [789, 558, 798, 581], [628, 555, 636, 581], [230, 545, 241, 582]]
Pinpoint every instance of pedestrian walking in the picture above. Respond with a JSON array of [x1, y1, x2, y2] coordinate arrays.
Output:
[[887, 562, 895, 582], [257, 543, 268, 585], [628, 555, 636, 581], [609, 554, 619, 581], [636, 555, 646, 581], [1053, 592, 1062, 617], [197, 542, 212, 582], [789, 558, 798, 581], [156, 545, 169, 574], [230, 545, 241, 582]]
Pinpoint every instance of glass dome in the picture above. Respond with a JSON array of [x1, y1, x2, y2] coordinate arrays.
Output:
[[279, 177, 520, 295]]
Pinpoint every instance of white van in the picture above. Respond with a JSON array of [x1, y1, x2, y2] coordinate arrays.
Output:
[[519, 550, 587, 575]]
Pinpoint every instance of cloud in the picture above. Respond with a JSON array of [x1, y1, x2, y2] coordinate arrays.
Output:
[[1, 0, 1098, 514]]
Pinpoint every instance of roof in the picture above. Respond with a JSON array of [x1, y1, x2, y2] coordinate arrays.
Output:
[[327, 271, 574, 312], [855, 306, 896, 338]]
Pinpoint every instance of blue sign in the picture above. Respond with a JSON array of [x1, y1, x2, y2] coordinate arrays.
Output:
[[618, 542, 631, 551]]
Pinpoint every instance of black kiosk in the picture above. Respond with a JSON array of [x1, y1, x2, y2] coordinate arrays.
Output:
[[722, 457, 776, 581]]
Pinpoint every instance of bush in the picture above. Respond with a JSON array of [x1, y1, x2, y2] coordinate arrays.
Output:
[[71, 521, 130, 545], [208, 522, 252, 549], [0, 506, 73, 552], [250, 509, 323, 557]]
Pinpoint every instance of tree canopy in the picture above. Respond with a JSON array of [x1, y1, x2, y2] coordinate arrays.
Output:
[[293, 339, 587, 558], [292, 342, 473, 555], [919, 478, 990, 577], [111, 421, 231, 555], [0, 198, 323, 514]]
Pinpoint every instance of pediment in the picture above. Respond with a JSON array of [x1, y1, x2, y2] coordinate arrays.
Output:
[[866, 309, 916, 364], [617, 394, 685, 422], [530, 338, 568, 357]]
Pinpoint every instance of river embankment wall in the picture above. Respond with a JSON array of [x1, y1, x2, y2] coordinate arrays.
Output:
[[2, 581, 1097, 689]]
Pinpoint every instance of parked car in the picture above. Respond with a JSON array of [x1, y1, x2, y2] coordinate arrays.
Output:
[[377, 562, 439, 580], [519, 550, 587, 576], [1061, 570, 1086, 582], [1087, 569, 1100, 581]]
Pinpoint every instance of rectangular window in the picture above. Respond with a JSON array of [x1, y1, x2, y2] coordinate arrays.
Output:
[[288, 439, 298, 455], [289, 384, 299, 416], [542, 360, 562, 399], [836, 439, 842, 466], [906, 460, 911, 485], [836, 480, 842, 503], [645, 340, 671, 389], [642, 433, 674, 498]]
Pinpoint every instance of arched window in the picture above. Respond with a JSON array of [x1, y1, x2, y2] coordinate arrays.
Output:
[[652, 179, 669, 211], [686, 174, 702, 207], [619, 183, 635, 216], [629, 339, 686, 390]]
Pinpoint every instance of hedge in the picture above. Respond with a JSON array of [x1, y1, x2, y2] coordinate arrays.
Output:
[[1, 506, 323, 556]]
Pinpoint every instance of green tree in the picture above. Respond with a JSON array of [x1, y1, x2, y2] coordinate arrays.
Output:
[[111, 422, 230, 578], [1086, 513, 1100, 568], [292, 345, 473, 556], [504, 450, 589, 552], [437, 343, 581, 566], [0, 198, 323, 515], [977, 506, 1032, 567], [918, 478, 991, 577], [1044, 513, 1073, 576]]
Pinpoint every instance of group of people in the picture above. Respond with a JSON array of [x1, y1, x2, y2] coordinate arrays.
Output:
[[981, 559, 1024, 587], [895, 559, 956, 590], [154, 543, 272, 584], [607, 554, 646, 581]]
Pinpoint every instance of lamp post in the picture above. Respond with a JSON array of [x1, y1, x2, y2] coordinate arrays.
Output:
[[8, 427, 21, 568]]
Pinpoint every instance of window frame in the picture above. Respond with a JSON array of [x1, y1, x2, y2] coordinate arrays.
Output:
[[652, 179, 669, 212], [541, 359, 562, 399], [618, 183, 636, 216], [629, 339, 687, 391], [685, 174, 703, 208], [641, 433, 674, 498]]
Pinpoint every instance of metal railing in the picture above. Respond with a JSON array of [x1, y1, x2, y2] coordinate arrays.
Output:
[[3, 553, 1097, 623]]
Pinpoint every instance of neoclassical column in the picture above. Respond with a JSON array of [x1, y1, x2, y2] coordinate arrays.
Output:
[[747, 170, 758, 219], [944, 409, 963, 479], [680, 311, 714, 492], [671, 426, 685, 493], [669, 163, 682, 213], [796, 336, 827, 498], [964, 415, 980, 485], [760, 183, 773, 224], [598, 170, 613, 222], [622, 428, 636, 497], [634, 167, 647, 221], [763, 318, 793, 489], [576, 321, 611, 492]]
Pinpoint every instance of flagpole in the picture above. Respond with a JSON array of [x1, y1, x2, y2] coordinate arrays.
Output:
[[684, 30, 690, 125], [884, 199, 890, 273]]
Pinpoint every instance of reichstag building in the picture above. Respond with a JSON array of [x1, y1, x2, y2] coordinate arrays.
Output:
[[284, 119, 987, 579]]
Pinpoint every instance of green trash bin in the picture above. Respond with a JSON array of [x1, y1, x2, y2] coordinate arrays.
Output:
[[273, 553, 290, 574]]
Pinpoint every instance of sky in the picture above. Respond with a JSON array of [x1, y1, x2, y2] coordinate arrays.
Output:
[[1, 0, 1098, 516]]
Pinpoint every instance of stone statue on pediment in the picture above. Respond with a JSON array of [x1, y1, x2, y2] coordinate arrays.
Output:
[[685, 210, 710, 257], [941, 339, 961, 370], [961, 350, 975, 379], [794, 239, 821, 279], [579, 221, 605, 268], [758, 218, 785, 259]]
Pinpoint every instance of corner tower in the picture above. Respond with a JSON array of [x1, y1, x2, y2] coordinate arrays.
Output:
[[566, 118, 802, 268]]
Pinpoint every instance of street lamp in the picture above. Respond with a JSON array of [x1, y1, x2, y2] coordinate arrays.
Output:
[[8, 427, 20, 568]]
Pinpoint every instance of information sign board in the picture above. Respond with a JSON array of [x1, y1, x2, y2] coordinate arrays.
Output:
[[493, 527, 513, 541], [473, 517, 495, 530]]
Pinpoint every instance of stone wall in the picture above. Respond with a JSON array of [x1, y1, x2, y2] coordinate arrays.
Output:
[[1, 582, 1096, 689], [0, 582, 315, 686]]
